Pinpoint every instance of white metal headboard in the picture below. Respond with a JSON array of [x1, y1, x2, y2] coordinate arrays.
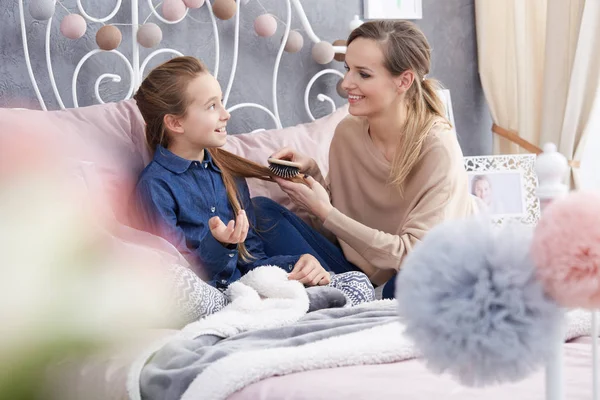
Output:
[[17, 0, 350, 128]]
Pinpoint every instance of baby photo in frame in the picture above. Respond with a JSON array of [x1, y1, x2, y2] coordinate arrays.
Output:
[[464, 154, 541, 225]]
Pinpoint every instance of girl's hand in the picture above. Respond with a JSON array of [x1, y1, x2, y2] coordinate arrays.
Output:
[[288, 254, 331, 286], [270, 147, 316, 173], [275, 175, 333, 221], [208, 210, 249, 244]]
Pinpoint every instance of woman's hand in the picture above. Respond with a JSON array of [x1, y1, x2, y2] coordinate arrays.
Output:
[[274, 175, 333, 221], [208, 210, 249, 245], [270, 147, 316, 174], [288, 254, 331, 286]]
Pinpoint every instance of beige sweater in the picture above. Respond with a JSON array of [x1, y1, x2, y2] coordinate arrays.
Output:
[[309, 115, 477, 285]]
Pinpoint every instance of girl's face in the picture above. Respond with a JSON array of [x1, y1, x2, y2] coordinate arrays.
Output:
[[473, 179, 492, 204], [341, 37, 412, 118], [167, 72, 230, 150]]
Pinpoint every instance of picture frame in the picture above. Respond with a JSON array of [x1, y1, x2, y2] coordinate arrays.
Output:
[[363, 0, 423, 20], [463, 154, 541, 226]]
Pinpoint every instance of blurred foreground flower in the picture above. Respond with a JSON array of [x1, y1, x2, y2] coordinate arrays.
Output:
[[0, 134, 179, 399]]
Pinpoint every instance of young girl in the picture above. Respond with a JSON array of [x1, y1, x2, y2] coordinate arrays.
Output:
[[133, 56, 374, 316], [271, 20, 478, 299]]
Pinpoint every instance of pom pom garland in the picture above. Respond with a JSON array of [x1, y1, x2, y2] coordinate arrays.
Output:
[[283, 30, 304, 53], [60, 14, 87, 40], [137, 23, 163, 48], [96, 25, 122, 51], [254, 14, 277, 38], [312, 41, 334, 65], [212, 0, 237, 20], [29, 0, 55, 21], [162, 0, 187, 21], [183, 0, 205, 8]]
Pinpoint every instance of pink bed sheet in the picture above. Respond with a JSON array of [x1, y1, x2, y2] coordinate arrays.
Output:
[[229, 338, 595, 400]]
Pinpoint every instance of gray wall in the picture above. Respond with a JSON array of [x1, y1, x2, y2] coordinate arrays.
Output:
[[0, 0, 491, 155]]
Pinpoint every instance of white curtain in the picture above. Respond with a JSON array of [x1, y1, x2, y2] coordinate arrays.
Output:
[[476, 0, 600, 190], [539, 0, 600, 189], [475, 0, 548, 155]]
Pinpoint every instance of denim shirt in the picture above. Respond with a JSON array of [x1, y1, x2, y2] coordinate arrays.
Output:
[[135, 146, 300, 289]]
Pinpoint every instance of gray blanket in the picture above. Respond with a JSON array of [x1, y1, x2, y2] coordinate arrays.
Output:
[[140, 302, 400, 400]]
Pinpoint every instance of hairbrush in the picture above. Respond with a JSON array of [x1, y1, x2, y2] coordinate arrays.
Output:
[[267, 157, 301, 179]]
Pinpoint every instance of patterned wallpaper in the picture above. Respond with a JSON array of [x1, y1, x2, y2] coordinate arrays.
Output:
[[0, 0, 491, 155]]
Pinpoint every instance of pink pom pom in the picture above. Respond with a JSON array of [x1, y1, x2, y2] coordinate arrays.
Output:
[[254, 14, 277, 38], [60, 14, 87, 40], [162, 0, 186, 21], [531, 191, 600, 308], [283, 30, 304, 53], [312, 41, 334, 64], [183, 0, 205, 8], [137, 23, 163, 48], [96, 25, 122, 51]]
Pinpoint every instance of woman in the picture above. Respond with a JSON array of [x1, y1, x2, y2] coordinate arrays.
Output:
[[270, 20, 477, 298]]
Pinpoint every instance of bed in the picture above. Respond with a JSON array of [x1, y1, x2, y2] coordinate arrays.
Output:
[[4, 1, 599, 400]]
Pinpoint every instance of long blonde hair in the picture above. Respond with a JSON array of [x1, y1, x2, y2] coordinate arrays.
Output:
[[348, 20, 449, 190], [133, 56, 304, 261]]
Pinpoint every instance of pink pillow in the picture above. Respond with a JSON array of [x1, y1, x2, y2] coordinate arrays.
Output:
[[223, 105, 349, 220], [0, 99, 148, 225]]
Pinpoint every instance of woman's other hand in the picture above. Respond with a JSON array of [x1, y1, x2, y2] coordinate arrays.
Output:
[[274, 175, 333, 221]]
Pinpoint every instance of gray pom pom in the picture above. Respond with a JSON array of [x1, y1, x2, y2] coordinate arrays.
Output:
[[29, 0, 56, 21], [396, 218, 561, 387]]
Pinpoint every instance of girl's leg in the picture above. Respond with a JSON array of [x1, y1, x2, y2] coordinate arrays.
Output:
[[328, 271, 376, 306], [167, 265, 229, 324], [381, 273, 397, 299], [252, 197, 376, 306], [252, 196, 360, 274]]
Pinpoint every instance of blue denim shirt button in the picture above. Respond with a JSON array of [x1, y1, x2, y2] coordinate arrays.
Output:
[[288, 264, 293, 271], [210, 206, 216, 213], [228, 253, 234, 258], [220, 279, 227, 285]]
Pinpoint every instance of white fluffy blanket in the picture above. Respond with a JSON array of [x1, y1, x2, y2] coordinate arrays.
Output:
[[128, 266, 310, 400]]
